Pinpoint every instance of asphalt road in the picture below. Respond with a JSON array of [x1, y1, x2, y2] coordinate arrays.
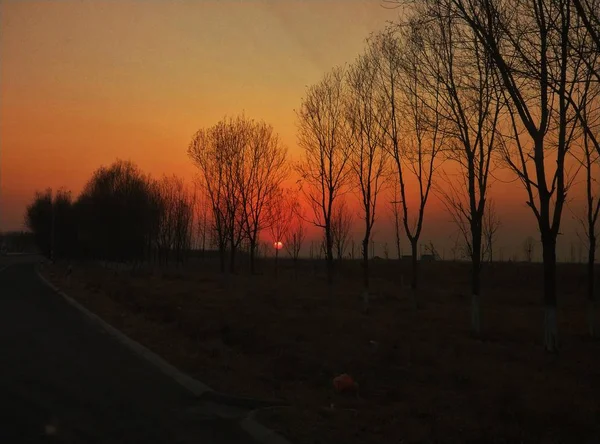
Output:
[[0, 259, 257, 444]]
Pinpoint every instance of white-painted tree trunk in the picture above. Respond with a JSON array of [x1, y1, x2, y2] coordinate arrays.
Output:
[[471, 293, 480, 336], [544, 305, 558, 352]]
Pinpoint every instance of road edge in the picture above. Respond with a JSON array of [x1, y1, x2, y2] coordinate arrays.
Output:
[[35, 266, 213, 396], [240, 409, 295, 444], [35, 266, 294, 444]]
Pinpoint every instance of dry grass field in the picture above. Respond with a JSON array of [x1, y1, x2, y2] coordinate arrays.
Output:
[[42, 257, 600, 444]]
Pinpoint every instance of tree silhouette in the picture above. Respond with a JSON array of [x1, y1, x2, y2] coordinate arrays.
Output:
[[238, 121, 288, 274], [155, 175, 194, 266], [571, 62, 600, 337], [189, 115, 288, 273], [523, 237, 535, 263], [410, 4, 502, 335], [26, 188, 77, 259], [371, 27, 444, 305], [441, 0, 584, 352], [346, 48, 390, 309], [296, 67, 352, 291], [267, 187, 294, 277], [76, 160, 157, 263], [331, 199, 354, 262], [483, 199, 502, 264], [284, 198, 306, 274]]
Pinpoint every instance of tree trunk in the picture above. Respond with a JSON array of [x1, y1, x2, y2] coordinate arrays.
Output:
[[325, 227, 334, 286], [394, 211, 401, 260], [410, 239, 419, 309], [325, 225, 334, 301], [587, 236, 596, 338], [275, 247, 279, 278], [362, 237, 370, 312], [228, 235, 236, 274], [293, 258, 298, 281], [219, 244, 226, 273], [471, 229, 482, 337], [249, 239, 256, 275], [542, 235, 558, 352]]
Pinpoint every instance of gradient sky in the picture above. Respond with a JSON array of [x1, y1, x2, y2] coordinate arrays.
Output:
[[0, 0, 589, 261]]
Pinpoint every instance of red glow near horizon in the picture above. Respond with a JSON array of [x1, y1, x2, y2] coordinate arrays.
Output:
[[274, 241, 283, 250]]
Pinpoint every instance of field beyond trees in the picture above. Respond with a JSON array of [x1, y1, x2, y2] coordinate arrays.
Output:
[[43, 258, 600, 444]]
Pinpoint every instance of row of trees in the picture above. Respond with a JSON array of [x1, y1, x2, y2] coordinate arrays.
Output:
[[26, 161, 195, 265], [24, 0, 598, 352], [292, 0, 599, 350], [409, 0, 600, 349], [188, 116, 301, 274]]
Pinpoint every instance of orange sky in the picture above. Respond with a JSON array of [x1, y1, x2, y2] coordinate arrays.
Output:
[[0, 0, 589, 260]]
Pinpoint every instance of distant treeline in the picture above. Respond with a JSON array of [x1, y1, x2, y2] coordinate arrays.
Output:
[[0, 231, 36, 253], [26, 160, 195, 265]]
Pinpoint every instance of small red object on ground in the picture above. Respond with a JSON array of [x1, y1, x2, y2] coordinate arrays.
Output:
[[333, 373, 358, 393]]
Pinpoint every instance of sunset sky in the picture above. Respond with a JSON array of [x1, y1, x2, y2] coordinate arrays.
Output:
[[0, 0, 589, 261]]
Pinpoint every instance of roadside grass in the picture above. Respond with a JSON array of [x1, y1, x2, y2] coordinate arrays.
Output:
[[42, 259, 600, 444]]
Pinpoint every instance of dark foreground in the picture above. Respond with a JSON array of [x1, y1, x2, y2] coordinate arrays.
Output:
[[0, 260, 257, 444], [42, 258, 600, 444]]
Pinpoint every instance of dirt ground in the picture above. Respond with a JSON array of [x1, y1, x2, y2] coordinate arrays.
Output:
[[42, 258, 600, 444]]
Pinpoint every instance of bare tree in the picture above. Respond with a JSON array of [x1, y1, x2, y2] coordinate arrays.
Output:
[[268, 187, 294, 277], [449, 231, 462, 262], [154, 175, 194, 266], [156, 177, 176, 266], [172, 181, 194, 265], [483, 199, 502, 264], [572, 0, 600, 83], [296, 67, 352, 289], [284, 199, 306, 270], [195, 189, 211, 260], [238, 121, 288, 274], [189, 118, 241, 272], [571, 64, 600, 337], [383, 242, 390, 259], [217, 118, 248, 273], [371, 27, 444, 302], [442, 0, 583, 352], [346, 50, 390, 308], [523, 237, 535, 263], [390, 181, 403, 260], [415, 4, 502, 334], [582, 112, 600, 340], [189, 115, 288, 274], [331, 200, 354, 261]]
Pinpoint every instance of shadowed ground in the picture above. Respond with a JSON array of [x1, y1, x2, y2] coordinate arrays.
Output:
[[41, 257, 600, 444], [0, 259, 257, 444]]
